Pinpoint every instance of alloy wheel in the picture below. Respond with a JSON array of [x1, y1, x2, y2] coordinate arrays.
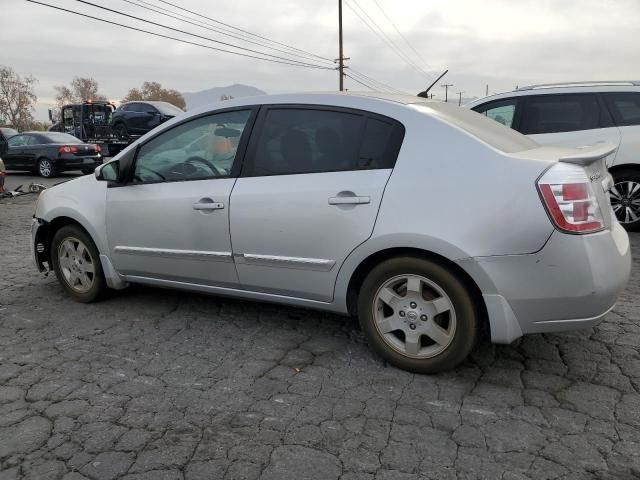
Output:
[[39, 159, 53, 177], [610, 181, 640, 225], [372, 274, 456, 359], [57, 237, 96, 293]]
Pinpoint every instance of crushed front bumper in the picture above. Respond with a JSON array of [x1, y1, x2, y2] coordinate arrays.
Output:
[[31, 217, 48, 272]]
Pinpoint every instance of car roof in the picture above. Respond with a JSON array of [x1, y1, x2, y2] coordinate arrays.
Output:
[[182, 91, 445, 117], [465, 81, 640, 107]]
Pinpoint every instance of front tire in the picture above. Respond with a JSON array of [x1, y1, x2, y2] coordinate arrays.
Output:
[[357, 257, 478, 374], [38, 158, 56, 178], [51, 225, 106, 303], [610, 168, 640, 231]]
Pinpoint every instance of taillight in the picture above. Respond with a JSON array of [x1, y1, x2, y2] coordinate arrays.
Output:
[[537, 163, 604, 233], [58, 145, 78, 154], [95, 144, 101, 153]]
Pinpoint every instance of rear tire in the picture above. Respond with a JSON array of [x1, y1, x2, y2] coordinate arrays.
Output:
[[610, 168, 640, 231], [38, 158, 55, 178], [51, 225, 106, 303], [114, 123, 128, 140], [357, 257, 478, 374]]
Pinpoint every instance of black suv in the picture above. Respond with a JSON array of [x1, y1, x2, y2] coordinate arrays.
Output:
[[111, 101, 184, 138]]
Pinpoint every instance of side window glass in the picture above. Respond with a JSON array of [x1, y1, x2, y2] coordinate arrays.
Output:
[[603, 92, 640, 126], [133, 109, 252, 183], [474, 100, 517, 127], [249, 108, 364, 176], [142, 104, 157, 114], [25, 135, 38, 146], [520, 94, 602, 134], [359, 117, 402, 169], [8, 135, 25, 147]]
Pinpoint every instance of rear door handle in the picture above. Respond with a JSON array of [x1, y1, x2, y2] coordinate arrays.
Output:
[[193, 198, 224, 210], [328, 195, 370, 205]]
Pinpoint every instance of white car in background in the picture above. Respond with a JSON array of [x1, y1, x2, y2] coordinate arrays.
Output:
[[467, 81, 640, 229]]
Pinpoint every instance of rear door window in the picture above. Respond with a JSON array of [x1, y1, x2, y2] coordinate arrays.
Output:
[[602, 92, 640, 126], [519, 94, 608, 134], [244, 107, 404, 176]]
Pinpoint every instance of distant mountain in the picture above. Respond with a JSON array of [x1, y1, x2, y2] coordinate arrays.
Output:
[[182, 84, 267, 110]]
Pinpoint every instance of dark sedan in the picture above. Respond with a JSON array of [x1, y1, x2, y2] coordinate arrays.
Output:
[[4, 132, 103, 177], [111, 101, 184, 139]]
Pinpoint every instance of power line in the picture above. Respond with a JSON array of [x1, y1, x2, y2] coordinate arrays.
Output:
[[25, 0, 333, 70], [344, 73, 376, 90], [349, 68, 406, 94], [371, 0, 432, 72], [122, 0, 336, 66], [153, 0, 334, 63], [344, 0, 435, 81], [74, 0, 330, 69]]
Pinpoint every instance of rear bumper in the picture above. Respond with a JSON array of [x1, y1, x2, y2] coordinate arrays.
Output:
[[459, 222, 631, 343], [56, 155, 103, 170]]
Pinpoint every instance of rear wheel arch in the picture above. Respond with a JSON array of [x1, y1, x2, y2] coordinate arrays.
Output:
[[346, 247, 489, 337]]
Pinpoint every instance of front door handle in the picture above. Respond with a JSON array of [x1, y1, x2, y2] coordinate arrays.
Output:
[[193, 198, 224, 211], [328, 195, 370, 205]]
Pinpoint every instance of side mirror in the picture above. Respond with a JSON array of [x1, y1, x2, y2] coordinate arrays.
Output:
[[95, 160, 120, 182]]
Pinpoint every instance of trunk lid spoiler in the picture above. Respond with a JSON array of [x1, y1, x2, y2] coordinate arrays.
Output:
[[557, 142, 617, 166]]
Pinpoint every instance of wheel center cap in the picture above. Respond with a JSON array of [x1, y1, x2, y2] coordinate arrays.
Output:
[[407, 311, 418, 321]]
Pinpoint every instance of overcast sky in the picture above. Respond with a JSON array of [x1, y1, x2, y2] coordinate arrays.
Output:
[[2, 0, 639, 120]]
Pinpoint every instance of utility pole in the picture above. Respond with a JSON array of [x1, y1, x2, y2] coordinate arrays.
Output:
[[338, 0, 344, 91], [485, 84, 489, 96], [441, 83, 453, 102], [457, 91, 465, 106]]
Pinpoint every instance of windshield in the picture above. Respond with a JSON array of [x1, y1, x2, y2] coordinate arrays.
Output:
[[1, 128, 18, 138], [411, 102, 537, 153], [153, 102, 184, 116], [42, 132, 83, 144]]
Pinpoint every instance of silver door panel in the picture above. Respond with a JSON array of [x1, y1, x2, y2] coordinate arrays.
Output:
[[230, 169, 392, 301], [107, 178, 238, 287]]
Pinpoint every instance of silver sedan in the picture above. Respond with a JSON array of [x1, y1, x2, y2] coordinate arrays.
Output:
[[31, 92, 631, 373]]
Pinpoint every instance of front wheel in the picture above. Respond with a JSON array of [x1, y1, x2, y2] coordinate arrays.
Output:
[[38, 158, 56, 178], [51, 225, 106, 302], [357, 257, 478, 373], [610, 169, 640, 231]]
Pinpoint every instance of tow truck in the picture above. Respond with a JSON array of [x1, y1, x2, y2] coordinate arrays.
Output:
[[48, 100, 133, 157]]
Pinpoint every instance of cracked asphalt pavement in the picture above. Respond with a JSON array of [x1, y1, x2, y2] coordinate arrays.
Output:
[[1, 174, 640, 480]]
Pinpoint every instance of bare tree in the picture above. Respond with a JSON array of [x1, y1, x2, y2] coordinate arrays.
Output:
[[123, 81, 186, 110], [54, 76, 106, 108], [0, 65, 38, 131]]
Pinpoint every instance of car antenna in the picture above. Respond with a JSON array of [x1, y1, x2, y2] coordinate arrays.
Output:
[[417, 70, 449, 98]]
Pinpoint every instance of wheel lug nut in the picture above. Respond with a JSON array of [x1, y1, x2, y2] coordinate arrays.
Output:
[[421, 314, 427, 321], [409, 323, 416, 330], [399, 311, 406, 317], [410, 302, 417, 309]]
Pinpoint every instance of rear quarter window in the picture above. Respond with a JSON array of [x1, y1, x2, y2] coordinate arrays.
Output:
[[603, 92, 640, 126]]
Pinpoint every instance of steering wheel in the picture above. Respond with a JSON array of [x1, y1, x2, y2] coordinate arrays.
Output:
[[185, 156, 222, 177]]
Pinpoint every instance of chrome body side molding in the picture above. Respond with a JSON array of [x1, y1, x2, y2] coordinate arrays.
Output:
[[114, 246, 233, 261]]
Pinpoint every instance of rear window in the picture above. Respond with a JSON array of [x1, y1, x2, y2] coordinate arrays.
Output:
[[42, 132, 83, 144], [412, 102, 537, 153], [603, 92, 640, 126], [153, 102, 184, 115]]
